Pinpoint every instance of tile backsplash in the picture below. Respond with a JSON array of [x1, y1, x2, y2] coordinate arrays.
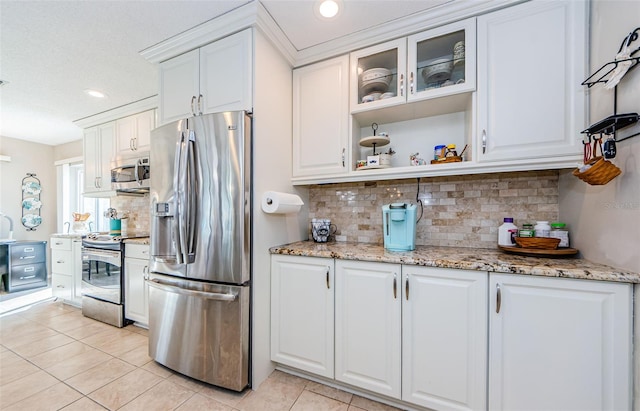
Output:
[[309, 171, 559, 248], [110, 195, 150, 233]]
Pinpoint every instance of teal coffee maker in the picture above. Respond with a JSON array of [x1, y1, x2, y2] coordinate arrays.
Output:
[[382, 203, 417, 251]]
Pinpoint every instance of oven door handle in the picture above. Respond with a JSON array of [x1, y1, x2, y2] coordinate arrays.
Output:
[[146, 278, 237, 302]]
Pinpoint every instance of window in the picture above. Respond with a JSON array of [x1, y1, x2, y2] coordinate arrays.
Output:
[[56, 159, 109, 233]]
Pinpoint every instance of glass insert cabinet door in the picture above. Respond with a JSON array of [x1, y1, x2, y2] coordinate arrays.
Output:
[[350, 18, 476, 112], [407, 18, 476, 101], [350, 38, 407, 113]]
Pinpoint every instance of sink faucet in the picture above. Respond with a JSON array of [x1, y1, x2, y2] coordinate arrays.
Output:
[[0, 212, 14, 240], [64, 221, 71, 234]]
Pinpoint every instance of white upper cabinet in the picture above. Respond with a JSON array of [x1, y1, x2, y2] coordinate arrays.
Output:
[[159, 29, 252, 125], [159, 49, 200, 125], [115, 109, 155, 159], [476, 0, 587, 163], [489, 274, 632, 411], [271, 255, 335, 378], [350, 18, 476, 114], [199, 31, 252, 115], [293, 55, 350, 178], [83, 122, 115, 196]]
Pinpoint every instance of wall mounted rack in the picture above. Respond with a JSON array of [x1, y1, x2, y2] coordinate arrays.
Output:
[[581, 27, 640, 143]]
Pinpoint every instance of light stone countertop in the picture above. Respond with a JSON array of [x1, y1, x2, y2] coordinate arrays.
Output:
[[269, 241, 640, 284], [123, 237, 150, 245], [50, 233, 85, 239]]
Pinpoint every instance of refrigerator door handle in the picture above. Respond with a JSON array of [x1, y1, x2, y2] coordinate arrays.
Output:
[[173, 132, 187, 265], [185, 131, 197, 259], [179, 131, 193, 265], [147, 279, 238, 301]]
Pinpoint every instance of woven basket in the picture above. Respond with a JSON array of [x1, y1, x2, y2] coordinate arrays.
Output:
[[572, 156, 621, 185], [515, 237, 561, 250]]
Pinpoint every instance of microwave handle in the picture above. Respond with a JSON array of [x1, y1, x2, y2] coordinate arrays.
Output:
[[135, 158, 141, 186]]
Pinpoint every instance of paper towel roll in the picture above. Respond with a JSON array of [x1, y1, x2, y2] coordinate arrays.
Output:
[[261, 191, 304, 214]]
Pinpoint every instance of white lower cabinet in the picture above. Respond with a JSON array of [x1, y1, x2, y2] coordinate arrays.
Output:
[[489, 274, 632, 411], [124, 244, 150, 326], [270, 255, 334, 378], [50, 238, 82, 306], [402, 266, 488, 411], [270, 255, 632, 411], [335, 260, 402, 398]]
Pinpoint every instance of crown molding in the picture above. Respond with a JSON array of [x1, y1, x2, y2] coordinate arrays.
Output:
[[74, 96, 157, 129], [294, 0, 525, 67], [255, 2, 297, 66], [140, 2, 260, 64]]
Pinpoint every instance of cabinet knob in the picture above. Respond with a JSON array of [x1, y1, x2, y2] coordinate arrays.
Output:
[[410, 71, 414, 94]]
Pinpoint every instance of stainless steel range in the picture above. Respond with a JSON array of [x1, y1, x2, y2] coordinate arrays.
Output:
[[81, 232, 148, 327]]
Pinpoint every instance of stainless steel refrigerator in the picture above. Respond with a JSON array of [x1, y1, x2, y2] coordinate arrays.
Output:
[[148, 111, 251, 392]]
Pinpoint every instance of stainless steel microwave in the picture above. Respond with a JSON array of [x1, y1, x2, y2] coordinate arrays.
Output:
[[111, 156, 150, 194]]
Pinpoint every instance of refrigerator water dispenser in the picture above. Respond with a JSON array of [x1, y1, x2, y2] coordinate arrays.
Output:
[[382, 203, 417, 251]]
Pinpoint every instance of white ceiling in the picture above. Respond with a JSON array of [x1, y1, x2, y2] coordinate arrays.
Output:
[[0, 0, 450, 146]]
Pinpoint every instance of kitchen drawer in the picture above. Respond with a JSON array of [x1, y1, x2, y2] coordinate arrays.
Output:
[[126, 244, 150, 260], [10, 243, 46, 264], [51, 250, 73, 274], [50, 237, 72, 250], [8, 263, 47, 287], [52, 273, 73, 301]]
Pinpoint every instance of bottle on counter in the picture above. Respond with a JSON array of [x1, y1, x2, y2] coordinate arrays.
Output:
[[534, 221, 551, 237], [498, 218, 518, 246], [518, 223, 535, 238], [550, 222, 570, 247]]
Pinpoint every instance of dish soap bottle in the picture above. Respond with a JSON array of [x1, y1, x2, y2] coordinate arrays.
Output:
[[498, 218, 518, 246]]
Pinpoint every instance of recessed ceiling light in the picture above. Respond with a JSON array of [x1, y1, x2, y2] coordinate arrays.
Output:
[[315, 0, 342, 19], [84, 89, 107, 98]]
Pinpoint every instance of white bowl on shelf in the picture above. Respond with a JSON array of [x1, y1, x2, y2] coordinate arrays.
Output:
[[361, 67, 391, 84], [421, 58, 453, 83]]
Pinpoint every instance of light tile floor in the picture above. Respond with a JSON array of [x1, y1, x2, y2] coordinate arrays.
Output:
[[0, 300, 404, 411]]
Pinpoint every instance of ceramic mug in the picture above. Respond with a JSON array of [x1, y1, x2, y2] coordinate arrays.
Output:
[[311, 218, 337, 243]]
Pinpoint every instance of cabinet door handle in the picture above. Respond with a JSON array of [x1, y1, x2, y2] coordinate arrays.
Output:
[[23, 267, 35, 273], [341, 148, 345, 167], [410, 71, 414, 94], [482, 129, 487, 154], [133, 138, 138, 150], [393, 273, 397, 299], [55, 242, 63, 245], [130, 138, 134, 151], [20, 255, 35, 260], [326, 268, 330, 289], [190, 96, 196, 116], [496, 283, 502, 313], [405, 275, 409, 300], [197, 94, 203, 115], [56, 260, 64, 263], [20, 275, 36, 279], [94, 177, 99, 188]]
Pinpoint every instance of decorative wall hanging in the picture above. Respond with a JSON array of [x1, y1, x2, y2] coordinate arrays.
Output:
[[21, 173, 42, 231]]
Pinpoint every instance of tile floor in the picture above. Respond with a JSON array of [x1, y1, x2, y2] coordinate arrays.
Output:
[[0, 300, 404, 411]]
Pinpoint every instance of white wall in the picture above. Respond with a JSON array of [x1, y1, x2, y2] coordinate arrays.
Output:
[[251, 29, 309, 388], [558, 1, 640, 274], [0, 136, 57, 242], [53, 139, 82, 162]]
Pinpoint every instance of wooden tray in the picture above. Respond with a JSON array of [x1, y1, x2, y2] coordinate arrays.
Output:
[[498, 245, 579, 257], [430, 156, 462, 164]]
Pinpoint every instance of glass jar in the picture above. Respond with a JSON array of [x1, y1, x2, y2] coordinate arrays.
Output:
[[550, 222, 570, 247], [518, 223, 534, 238], [534, 221, 551, 237]]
